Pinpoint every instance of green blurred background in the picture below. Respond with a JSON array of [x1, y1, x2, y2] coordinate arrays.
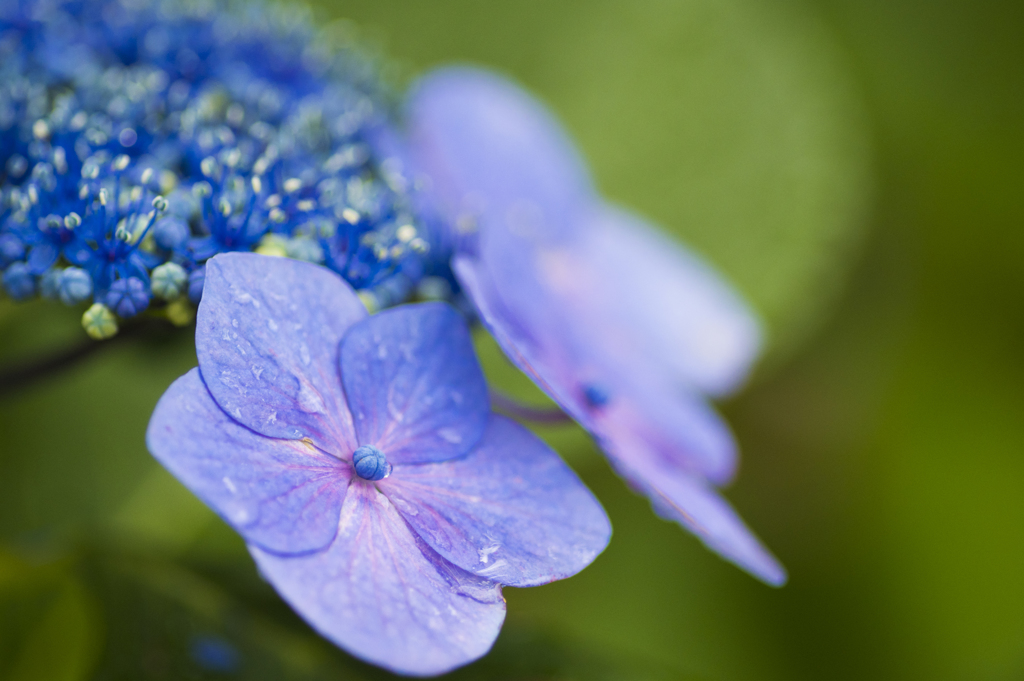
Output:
[[2, 0, 1023, 678]]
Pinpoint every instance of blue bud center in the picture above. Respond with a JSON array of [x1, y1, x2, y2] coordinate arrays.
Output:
[[352, 445, 390, 481], [583, 384, 610, 409]]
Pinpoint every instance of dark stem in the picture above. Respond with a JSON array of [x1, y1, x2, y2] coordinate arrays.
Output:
[[0, 318, 185, 398], [489, 389, 572, 425]]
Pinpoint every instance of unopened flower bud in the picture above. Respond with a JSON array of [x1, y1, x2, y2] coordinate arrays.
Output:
[[82, 303, 118, 339]]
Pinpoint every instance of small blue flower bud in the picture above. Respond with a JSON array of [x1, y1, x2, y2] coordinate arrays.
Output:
[[190, 636, 240, 674], [6, 154, 28, 179], [104, 277, 150, 317], [58, 268, 94, 305], [373, 273, 413, 308], [583, 384, 610, 408], [188, 267, 206, 304], [166, 189, 199, 220], [416, 276, 453, 302], [285, 237, 324, 263], [352, 445, 390, 481], [119, 128, 138, 147], [48, 268, 93, 305], [40, 269, 62, 299], [82, 303, 118, 340], [2, 263, 36, 301], [151, 262, 188, 300], [152, 216, 191, 251], [0, 234, 25, 266]]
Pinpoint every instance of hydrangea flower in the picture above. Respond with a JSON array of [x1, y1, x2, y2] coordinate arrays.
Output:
[[405, 67, 785, 585], [1, 0, 453, 333], [147, 252, 611, 675]]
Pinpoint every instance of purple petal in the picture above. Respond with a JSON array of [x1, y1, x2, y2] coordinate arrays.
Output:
[[456, 253, 737, 481], [455, 201, 743, 483], [459, 248, 769, 574], [146, 369, 350, 555], [458, 250, 769, 567], [564, 204, 761, 397], [250, 483, 506, 676], [380, 414, 611, 587], [594, 399, 786, 586], [196, 253, 364, 457], [629, 387, 739, 486], [406, 66, 594, 247], [452, 256, 591, 425], [340, 302, 488, 464]]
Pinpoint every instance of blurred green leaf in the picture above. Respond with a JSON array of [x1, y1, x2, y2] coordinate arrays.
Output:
[[0, 549, 102, 681], [551, 0, 873, 357], [87, 552, 358, 680], [0, 305, 196, 544], [111, 466, 217, 554], [76, 546, 684, 681]]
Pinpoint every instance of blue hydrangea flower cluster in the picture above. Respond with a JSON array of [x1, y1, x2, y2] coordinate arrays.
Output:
[[1, 0, 449, 338], [6, 0, 786, 673]]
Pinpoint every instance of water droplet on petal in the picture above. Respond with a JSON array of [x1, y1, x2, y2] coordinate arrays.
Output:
[[478, 545, 500, 564], [296, 380, 325, 414], [438, 427, 462, 444]]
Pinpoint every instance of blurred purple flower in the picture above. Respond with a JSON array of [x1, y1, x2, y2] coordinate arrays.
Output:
[[406, 67, 785, 586], [147, 252, 610, 676]]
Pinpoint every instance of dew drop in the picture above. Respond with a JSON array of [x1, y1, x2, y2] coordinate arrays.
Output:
[[478, 545, 500, 564], [296, 380, 326, 414], [438, 427, 462, 444], [477, 559, 509, 578]]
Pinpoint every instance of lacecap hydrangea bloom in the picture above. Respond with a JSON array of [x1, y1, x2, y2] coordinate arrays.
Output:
[[4, 0, 782, 673], [406, 68, 785, 585], [147, 253, 611, 676], [1, 0, 451, 338]]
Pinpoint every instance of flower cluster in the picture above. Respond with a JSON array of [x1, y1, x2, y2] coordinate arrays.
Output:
[[7, 0, 786, 675], [1, 0, 450, 338]]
